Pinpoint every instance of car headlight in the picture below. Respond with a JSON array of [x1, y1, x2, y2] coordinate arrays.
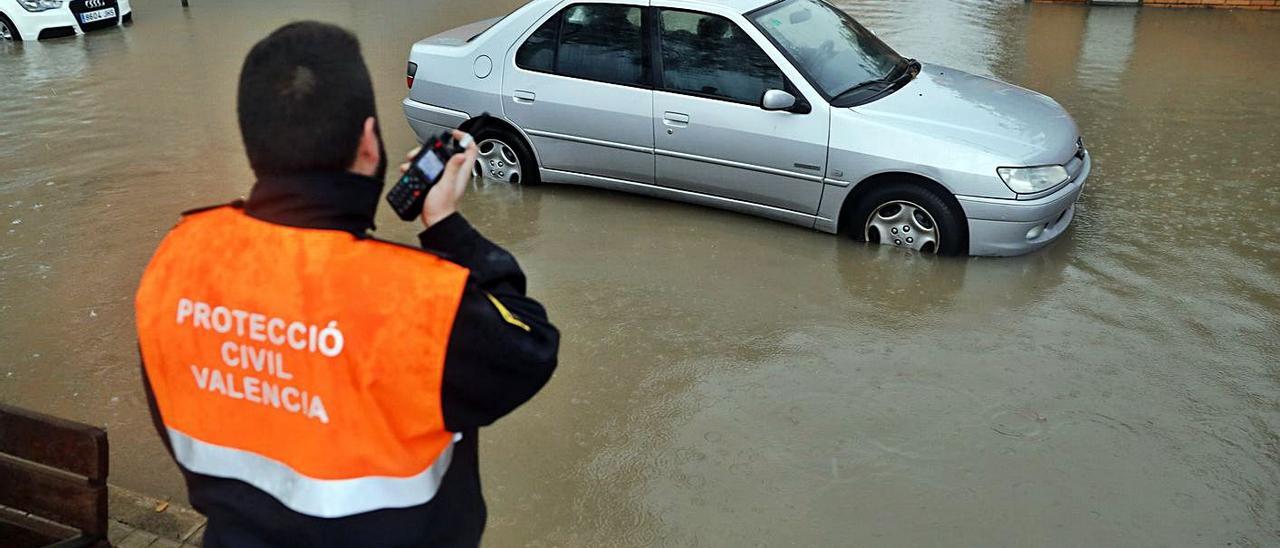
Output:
[[997, 165, 1070, 194], [17, 0, 63, 12]]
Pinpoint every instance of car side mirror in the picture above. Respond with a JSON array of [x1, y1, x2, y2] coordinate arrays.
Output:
[[762, 89, 796, 112]]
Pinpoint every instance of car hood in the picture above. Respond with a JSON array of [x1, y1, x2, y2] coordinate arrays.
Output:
[[852, 63, 1079, 165]]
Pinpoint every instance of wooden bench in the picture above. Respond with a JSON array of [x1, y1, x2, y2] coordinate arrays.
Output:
[[0, 403, 108, 548]]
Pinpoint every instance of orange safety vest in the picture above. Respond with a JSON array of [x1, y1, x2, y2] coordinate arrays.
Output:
[[135, 205, 470, 518]]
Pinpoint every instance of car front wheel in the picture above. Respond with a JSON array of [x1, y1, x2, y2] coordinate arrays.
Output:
[[850, 182, 966, 255], [0, 14, 20, 41]]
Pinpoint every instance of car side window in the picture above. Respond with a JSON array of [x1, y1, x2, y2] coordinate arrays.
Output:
[[659, 10, 786, 104], [555, 4, 647, 87], [516, 13, 559, 72]]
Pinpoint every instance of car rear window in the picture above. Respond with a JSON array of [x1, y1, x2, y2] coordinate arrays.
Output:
[[515, 4, 648, 88], [516, 14, 559, 71], [557, 5, 646, 86]]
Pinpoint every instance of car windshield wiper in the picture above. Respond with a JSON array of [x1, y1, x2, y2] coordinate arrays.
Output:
[[894, 58, 921, 84], [831, 78, 892, 103], [880, 57, 920, 87], [832, 58, 918, 105]]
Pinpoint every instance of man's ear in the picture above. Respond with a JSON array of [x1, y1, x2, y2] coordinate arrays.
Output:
[[350, 116, 380, 177]]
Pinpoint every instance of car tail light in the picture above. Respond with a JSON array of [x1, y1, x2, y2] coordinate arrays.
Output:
[[406, 61, 418, 89]]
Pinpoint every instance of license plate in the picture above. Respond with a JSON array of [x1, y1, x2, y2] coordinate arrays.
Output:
[[80, 7, 116, 24]]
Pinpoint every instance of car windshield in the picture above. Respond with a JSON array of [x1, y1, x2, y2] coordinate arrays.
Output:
[[750, 0, 903, 100]]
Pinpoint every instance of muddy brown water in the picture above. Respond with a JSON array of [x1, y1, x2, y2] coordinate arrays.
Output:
[[2, 0, 1278, 545]]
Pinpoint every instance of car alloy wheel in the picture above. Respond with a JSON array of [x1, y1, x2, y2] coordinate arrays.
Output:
[[472, 138, 522, 184], [0, 20, 14, 41], [865, 200, 940, 253]]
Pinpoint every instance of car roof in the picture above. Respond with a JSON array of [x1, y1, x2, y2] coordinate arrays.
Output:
[[686, 0, 779, 14], [526, 0, 781, 15]]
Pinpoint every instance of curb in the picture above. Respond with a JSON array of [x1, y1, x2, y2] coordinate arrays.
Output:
[[106, 485, 206, 547]]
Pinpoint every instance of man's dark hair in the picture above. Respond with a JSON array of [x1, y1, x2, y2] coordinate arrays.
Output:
[[237, 22, 376, 176]]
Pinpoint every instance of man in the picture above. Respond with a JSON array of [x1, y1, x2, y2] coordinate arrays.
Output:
[[135, 22, 559, 547]]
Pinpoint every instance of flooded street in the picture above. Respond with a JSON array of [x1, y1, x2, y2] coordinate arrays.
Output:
[[3, 0, 1278, 545]]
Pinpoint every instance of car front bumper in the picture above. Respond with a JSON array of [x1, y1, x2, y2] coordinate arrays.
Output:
[[956, 151, 1090, 257], [11, 0, 130, 41]]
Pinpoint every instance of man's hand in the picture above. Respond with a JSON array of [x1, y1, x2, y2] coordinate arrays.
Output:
[[398, 130, 479, 228]]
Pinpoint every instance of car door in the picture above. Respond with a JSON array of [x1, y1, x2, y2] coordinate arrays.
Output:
[[503, 1, 654, 184], [652, 6, 829, 214]]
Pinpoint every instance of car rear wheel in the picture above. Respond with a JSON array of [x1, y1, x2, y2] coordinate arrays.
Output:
[[0, 14, 20, 41], [469, 127, 538, 185], [850, 182, 965, 255]]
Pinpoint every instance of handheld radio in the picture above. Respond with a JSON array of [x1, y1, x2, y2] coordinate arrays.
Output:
[[386, 113, 491, 221]]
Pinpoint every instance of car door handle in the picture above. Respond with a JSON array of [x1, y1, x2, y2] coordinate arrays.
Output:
[[513, 90, 536, 104], [663, 112, 690, 128]]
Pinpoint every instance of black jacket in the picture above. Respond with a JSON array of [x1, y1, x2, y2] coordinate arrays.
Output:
[[139, 171, 560, 548]]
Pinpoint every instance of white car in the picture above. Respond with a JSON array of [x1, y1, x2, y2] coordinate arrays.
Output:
[[1, 0, 131, 41], [402, 0, 1088, 256]]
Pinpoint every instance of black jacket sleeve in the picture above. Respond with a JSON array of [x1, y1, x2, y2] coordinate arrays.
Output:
[[418, 213, 560, 432]]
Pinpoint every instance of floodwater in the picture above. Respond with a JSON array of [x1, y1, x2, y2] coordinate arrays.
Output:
[[2, 0, 1278, 545]]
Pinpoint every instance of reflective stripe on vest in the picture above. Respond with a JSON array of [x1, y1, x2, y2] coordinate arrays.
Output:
[[135, 206, 470, 518], [167, 427, 461, 518]]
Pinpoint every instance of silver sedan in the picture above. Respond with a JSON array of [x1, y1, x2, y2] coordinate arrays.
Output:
[[402, 0, 1090, 256]]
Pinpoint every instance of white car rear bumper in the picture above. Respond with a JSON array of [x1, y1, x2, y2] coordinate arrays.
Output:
[[402, 98, 469, 143]]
